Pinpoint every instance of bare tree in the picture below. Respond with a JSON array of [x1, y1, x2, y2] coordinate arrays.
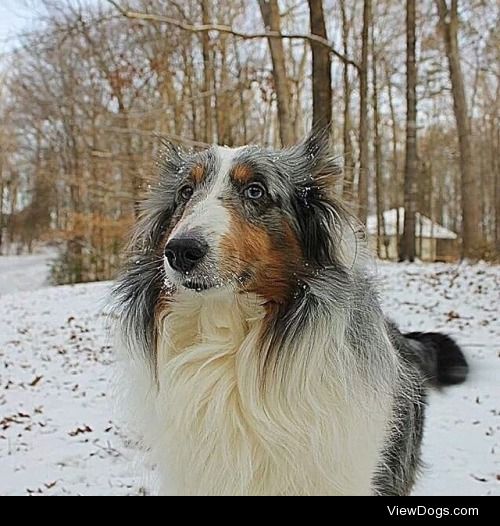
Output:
[[0, 112, 5, 254], [357, 0, 371, 225], [496, 148, 500, 254], [307, 0, 332, 129], [435, 0, 483, 258], [258, 0, 294, 146], [340, 0, 354, 198], [201, 0, 215, 144], [0, 144, 4, 255], [401, 0, 417, 262], [495, 93, 500, 254], [372, 27, 387, 259], [385, 62, 402, 251]]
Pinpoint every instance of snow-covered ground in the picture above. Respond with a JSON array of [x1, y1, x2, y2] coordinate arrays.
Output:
[[0, 250, 55, 295], [376, 262, 499, 496], [0, 258, 498, 496]]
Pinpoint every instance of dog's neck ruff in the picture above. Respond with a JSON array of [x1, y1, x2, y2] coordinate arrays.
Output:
[[156, 289, 266, 368], [148, 287, 392, 496]]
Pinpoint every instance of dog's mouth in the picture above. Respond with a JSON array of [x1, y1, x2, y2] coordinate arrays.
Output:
[[180, 271, 253, 293], [182, 278, 215, 292]]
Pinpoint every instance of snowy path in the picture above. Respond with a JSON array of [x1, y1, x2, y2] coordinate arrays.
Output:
[[0, 261, 498, 495], [0, 252, 55, 295]]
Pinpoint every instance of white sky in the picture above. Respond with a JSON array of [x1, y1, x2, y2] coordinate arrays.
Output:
[[0, 0, 35, 53], [0, 0, 104, 55]]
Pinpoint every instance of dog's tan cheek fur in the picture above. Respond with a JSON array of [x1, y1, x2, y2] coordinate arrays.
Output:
[[220, 209, 302, 304], [231, 164, 253, 184], [191, 164, 205, 185]]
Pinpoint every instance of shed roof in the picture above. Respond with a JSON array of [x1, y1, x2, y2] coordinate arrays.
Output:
[[367, 208, 458, 240]]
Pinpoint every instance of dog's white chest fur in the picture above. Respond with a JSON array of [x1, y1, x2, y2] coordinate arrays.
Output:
[[138, 290, 393, 496]]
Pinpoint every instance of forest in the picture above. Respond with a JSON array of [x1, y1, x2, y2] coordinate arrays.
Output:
[[0, 0, 498, 284]]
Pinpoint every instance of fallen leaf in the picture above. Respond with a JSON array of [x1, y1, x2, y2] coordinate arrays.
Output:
[[29, 376, 43, 387], [68, 425, 93, 437]]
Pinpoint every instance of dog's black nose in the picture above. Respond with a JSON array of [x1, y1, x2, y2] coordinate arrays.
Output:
[[165, 237, 208, 273]]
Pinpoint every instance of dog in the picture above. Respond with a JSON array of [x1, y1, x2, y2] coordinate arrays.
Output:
[[113, 131, 468, 496]]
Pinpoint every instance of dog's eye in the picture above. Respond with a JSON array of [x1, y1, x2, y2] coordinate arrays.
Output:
[[244, 182, 266, 200], [179, 185, 194, 201]]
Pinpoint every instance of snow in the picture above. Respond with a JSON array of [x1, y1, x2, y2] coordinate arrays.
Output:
[[0, 250, 56, 295], [376, 261, 499, 496], [0, 257, 498, 496], [367, 208, 458, 240]]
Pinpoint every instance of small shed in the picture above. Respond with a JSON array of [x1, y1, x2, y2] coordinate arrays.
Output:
[[367, 208, 459, 262]]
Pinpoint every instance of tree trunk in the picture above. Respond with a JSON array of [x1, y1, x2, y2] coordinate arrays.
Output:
[[386, 65, 402, 253], [401, 0, 417, 262], [357, 0, 371, 225], [258, 0, 294, 146], [0, 166, 4, 255], [340, 0, 354, 198], [183, 48, 199, 142], [8, 177, 17, 247], [233, 40, 249, 144], [120, 107, 141, 218], [307, 0, 332, 129], [201, 0, 215, 144], [436, 0, 483, 259], [495, 120, 500, 254], [372, 35, 386, 259], [428, 160, 436, 259], [291, 47, 308, 140]]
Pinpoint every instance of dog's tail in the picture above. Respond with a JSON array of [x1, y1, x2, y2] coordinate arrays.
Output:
[[404, 332, 469, 387]]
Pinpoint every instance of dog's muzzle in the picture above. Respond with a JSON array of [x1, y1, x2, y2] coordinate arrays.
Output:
[[165, 235, 209, 274]]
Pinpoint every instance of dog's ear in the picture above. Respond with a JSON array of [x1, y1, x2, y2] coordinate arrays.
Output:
[[288, 128, 345, 268], [291, 126, 341, 191], [159, 138, 190, 177]]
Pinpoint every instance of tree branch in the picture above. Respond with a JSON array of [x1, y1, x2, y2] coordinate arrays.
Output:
[[106, 0, 360, 70], [101, 125, 209, 148]]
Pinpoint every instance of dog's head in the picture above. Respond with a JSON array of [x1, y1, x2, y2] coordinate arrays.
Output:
[[133, 131, 357, 304]]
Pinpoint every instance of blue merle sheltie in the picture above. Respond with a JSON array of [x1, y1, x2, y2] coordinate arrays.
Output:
[[113, 130, 468, 496]]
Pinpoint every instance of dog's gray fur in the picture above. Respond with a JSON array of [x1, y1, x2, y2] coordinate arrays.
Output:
[[113, 130, 468, 495]]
